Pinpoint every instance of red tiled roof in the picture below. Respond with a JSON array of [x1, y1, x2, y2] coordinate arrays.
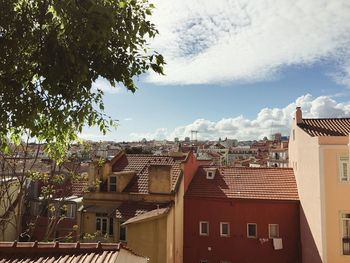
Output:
[[115, 202, 171, 220], [71, 181, 88, 196], [0, 242, 146, 262], [112, 154, 183, 194], [298, 118, 350, 137], [186, 167, 299, 201]]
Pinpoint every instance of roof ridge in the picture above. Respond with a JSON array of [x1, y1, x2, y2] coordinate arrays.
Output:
[[0, 241, 120, 251], [303, 117, 350, 120]]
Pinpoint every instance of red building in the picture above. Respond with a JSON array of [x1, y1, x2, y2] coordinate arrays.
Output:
[[184, 166, 300, 263]]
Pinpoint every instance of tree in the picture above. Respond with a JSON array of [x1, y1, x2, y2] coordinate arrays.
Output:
[[0, 0, 164, 240], [0, 0, 164, 152]]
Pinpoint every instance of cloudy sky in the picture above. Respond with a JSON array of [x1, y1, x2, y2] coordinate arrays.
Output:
[[82, 0, 350, 142]]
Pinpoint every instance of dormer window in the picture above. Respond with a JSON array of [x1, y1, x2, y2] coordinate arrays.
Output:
[[109, 176, 117, 192], [205, 168, 216, 179]]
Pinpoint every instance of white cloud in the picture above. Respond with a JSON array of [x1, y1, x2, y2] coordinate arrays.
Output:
[[92, 77, 124, 94], [129, 94, 350, 141], [129, 128, 169, 141], [124, 118, 133, 121], [147, 0, 350, 85]]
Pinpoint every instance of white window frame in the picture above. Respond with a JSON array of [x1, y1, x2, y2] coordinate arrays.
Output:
[[268, 224, 279, 238], [220, 222, 230, 237], [199, 221, 209, 236], [64, 203, 76, 219], [96, 216, 110, 235], [109, 176, 117, 192], [247, 223, 257, 238], [341, 212, 350, 255], [206, 171, 214, 179], [339, 156, 350, 182]]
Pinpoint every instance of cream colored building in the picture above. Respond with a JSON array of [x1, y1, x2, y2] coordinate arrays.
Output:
[[289, 107, 350, 263], [0, 178, 20, 241]]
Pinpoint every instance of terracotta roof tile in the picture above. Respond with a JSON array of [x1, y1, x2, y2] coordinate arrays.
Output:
[[186, 167, 299, 201], [298, 118, 350, 136], [112, 154, 183, 194], [0, 242, 146, 262], [71, 181, 88, 196]]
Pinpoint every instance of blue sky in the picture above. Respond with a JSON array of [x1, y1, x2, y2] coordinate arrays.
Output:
[[82, 0, 350, 142]]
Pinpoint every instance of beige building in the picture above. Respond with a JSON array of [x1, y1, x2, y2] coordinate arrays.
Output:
[[289, 107, 350, 263], [0, 177, 20, 241], [79, 151, 200, 263]]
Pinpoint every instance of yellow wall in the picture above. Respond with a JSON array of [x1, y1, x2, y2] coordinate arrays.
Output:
[[174, 170, 184, 263], [80, 211, 117, 242], [126, 216, 168, 263], [322, 146, 350, 263], [148, 166, 172, 194]]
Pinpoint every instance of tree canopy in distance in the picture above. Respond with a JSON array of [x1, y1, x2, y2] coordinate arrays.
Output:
[[0, 0, 164, 157]]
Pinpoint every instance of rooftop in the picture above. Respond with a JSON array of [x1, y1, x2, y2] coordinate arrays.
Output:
[[0, 242, 146, 263], [298, 118, 350, 137], [112, 154, 185, 194], [115, 202, 171, 220], [186, 166, 299, 201], [122, 206, 170, 225]]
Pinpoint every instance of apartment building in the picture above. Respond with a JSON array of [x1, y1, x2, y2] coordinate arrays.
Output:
[[289, 107, 350, 263]]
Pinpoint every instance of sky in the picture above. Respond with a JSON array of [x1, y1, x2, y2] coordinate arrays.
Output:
[[82, 0, 350, 142]]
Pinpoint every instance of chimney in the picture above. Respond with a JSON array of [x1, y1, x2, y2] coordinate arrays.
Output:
[[295, 107, 302, 124]]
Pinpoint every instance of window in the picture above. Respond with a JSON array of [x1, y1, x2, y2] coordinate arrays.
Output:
[[96, 213, 113, 236], [247, 223, 257, 238], [206, 171, 215, 179], [60, 203, 76, 219], [119, 222, 127, 242], [342, 213, 350, 255], [109, 176, 117, 192], [269, 224, 279, 238], [339, 157, 350, 182], [220, 222, 230, 237], [200, 221, 209, 236]]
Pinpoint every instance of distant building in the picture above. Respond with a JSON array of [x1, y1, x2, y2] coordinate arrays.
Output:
[[267, 141, 289, 168]]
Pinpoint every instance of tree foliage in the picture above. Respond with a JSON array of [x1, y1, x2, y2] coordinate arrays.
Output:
[[0, 0, 164, 153]]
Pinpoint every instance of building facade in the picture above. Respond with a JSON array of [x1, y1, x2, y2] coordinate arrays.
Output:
[[289, 107, 350, 263], [79, 151, 201, 263], [184, 166, 300, 263]]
